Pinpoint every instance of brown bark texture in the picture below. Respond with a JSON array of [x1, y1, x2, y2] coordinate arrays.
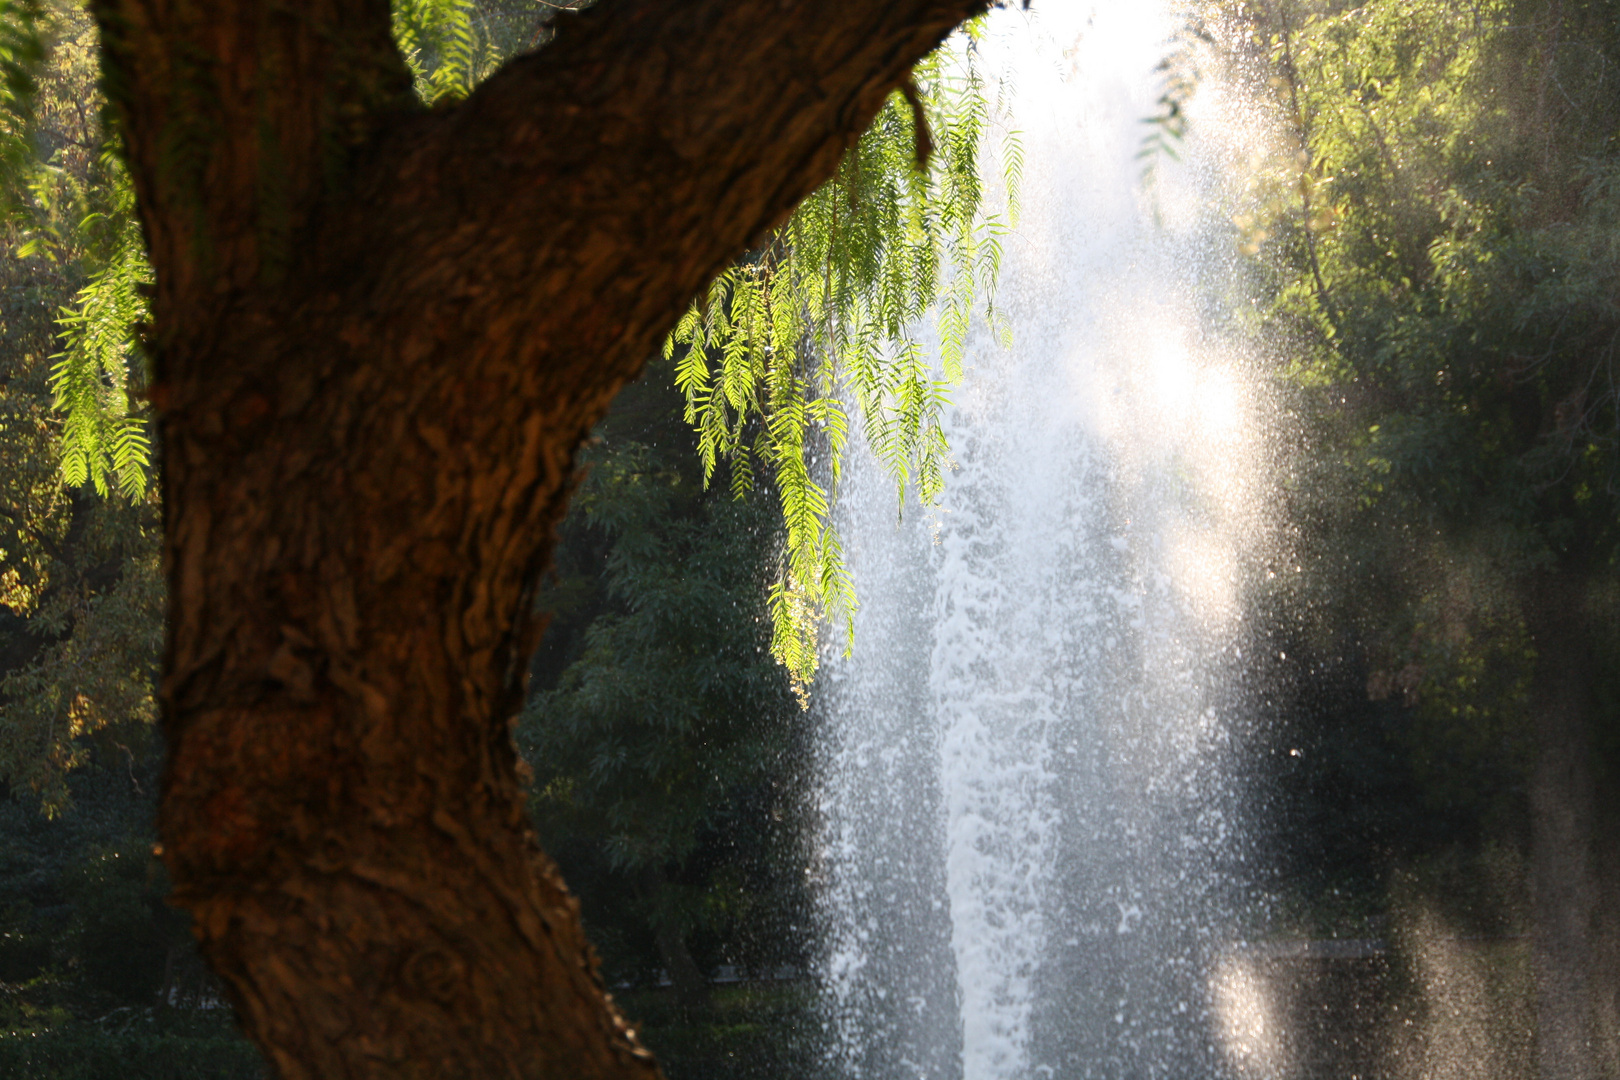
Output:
[[87, 1, 986, 1076]]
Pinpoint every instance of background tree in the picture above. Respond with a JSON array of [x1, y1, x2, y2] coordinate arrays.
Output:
[[520, 359, 816, 1076], [0, 11, 260, 1077], [1222, 2, 1620, 1073], [522, 365, 804, 1012]]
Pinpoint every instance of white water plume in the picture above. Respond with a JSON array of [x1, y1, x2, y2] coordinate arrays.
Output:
[[815, 4, 1280, 1079]]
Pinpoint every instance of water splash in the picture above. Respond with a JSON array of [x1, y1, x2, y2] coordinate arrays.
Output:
[[815, 4, 1280, 1078]]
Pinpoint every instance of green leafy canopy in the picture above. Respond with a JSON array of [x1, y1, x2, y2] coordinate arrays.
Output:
[[392, 3, 1023, 697], [47, 162, 150, 500], [0, 0, 162, 814], [668, 27, 1021, 694], [0, 0, 152, 501], [34, 0, 1020, 700]]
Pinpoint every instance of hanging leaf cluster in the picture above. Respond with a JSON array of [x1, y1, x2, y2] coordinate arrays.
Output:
[[0, 0, 153, 501], [392, 0, 591, 104], [35, 0, 1019, 702], [391, 0, 497, 104], [668, 27, 1021, 694], [0, 0, 161, 814], [47, 163, 150, 498]]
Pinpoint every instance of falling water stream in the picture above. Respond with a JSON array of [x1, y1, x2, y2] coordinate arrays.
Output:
[[815, 5, 1281, 1078]]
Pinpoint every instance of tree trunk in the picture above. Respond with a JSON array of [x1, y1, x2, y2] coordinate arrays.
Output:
[[87, 1, 985, 1076], [642, 867, 710, 1016], [1522, 572, 1613, 1080], [652, 921, 710, 1016]]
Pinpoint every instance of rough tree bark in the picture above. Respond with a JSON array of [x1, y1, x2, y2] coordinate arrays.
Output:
[[87, 1, 986, 1076]]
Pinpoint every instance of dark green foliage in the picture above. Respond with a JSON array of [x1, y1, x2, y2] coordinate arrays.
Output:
[[519, 360, 813, 1042], [611, 984, 818, 1080], [1219, 0, 1620, 939], [0, 1019, 266, 1080], [1235, 0, 1620, 556], [0, 737, 264, 1079], [1245, 628, 1533, 940], [1, 739, 176, 1007], [57, 840, 176, 1003]]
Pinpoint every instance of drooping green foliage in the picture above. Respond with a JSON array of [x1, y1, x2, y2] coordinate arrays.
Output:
[[0, 1, 160, 815], [668, 27, 1020, 690], [393, 0, 588, 102], [47, 0, 1015, 700], [1137, 10, 1208, 195], [47, 165, 149, 499], [0, 0, 152, 502], [391, 0, 496, 104]]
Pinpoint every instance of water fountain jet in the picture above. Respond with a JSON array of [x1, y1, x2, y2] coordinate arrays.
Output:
[[815, 5, 1281, 1078]]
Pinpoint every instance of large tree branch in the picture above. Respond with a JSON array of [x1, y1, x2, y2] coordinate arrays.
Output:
[[88, 1, 986, 1078], [333, 0, 984, 385]]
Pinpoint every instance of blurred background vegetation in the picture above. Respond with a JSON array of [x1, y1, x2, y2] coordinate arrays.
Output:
[[1227, 0, 1620, 937]]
